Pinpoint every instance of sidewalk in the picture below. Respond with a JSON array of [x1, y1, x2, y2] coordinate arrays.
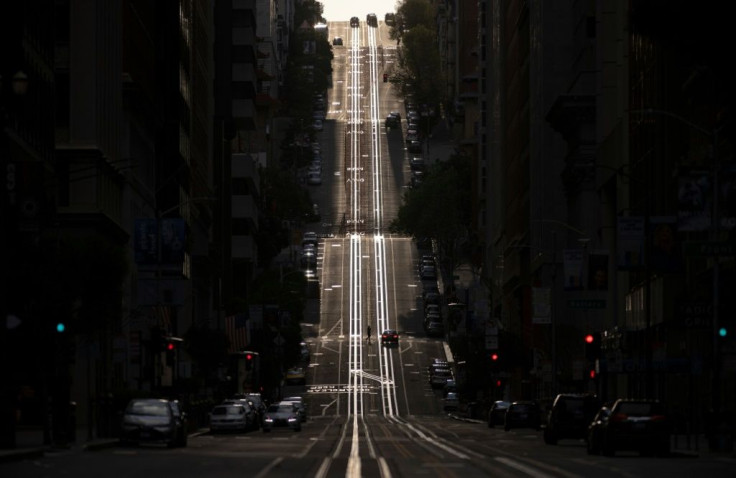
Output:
[[0, 427, 211, 464], [0, 427, 119, 464]]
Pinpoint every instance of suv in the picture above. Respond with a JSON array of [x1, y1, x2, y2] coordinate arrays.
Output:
[[543, 393, 600, 445], [120, 398, 188, 447], [350, 17, 359, 27], [366, 13, 378, 27]]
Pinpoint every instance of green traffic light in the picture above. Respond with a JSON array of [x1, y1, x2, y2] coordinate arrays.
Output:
[[719, 327, 727, 337], [56, 323, 66, 333]]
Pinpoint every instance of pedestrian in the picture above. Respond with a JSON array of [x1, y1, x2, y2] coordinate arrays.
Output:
[[366, 324, 372, 344]]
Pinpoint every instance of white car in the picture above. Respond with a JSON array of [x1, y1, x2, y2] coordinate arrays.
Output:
[[209, 403, 256, 432]]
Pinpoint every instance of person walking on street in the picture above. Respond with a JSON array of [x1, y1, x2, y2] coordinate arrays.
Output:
[[366, 324, 372, 344]]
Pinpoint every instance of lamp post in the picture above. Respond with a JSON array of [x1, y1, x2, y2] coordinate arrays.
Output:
[[631, 108, 724, 411]]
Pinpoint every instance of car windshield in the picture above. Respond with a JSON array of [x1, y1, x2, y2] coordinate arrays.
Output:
[[127, 401, 169, 416]]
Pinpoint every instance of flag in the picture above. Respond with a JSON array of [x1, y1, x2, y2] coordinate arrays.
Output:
[[152, 305, 172, 330], [225, 313, 249, 354]]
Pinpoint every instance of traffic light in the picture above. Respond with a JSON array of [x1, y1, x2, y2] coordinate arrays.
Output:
[[719, 327, 728, 338], [165, 339, 176, 363], [589, 369, 597, 379], [584, 332, 601, 361], [56, 322, 66, 333], [491, 353, 499, 362], [245, 352, 254, 371]]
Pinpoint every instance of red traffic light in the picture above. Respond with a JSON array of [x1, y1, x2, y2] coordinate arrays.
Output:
[[585, 334, 594, 344], [491, 353, 499, 361], [245, 353, 253, 360], [495, 379, 502, 387], [167, 342, 175, 351], [589, 369, 596, 379]]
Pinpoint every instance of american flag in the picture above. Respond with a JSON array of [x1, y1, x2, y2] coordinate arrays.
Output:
[[152, 305, 172, 330], [225, 313, 249, 354]]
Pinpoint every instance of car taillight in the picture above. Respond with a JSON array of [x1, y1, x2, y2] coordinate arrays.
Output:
[[610, 413, 628, 422], [392, 334, 398, 338]]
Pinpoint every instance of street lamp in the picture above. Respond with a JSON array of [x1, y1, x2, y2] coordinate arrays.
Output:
[[631, 108, 725, 412]]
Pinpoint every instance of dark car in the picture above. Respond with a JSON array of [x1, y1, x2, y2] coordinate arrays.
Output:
[[385, 113, 400, 128], [504, 401, 542, 431], [381, 329, 399, 346], [350, 16, 359, 27], [332, 37, 343, 46], [262, 402, 301, 432], [120, 398, 188, 447], [409, 156, 425, 171], [593, 399, 670, 456], [425, 319, 444, 337], [543, 393, 601, 445], [485, 400, 509, 428], [408, 140, 423, 154], [366, 13, 378, 27]]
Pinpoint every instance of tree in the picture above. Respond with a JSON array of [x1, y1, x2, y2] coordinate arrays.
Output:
[[390, 153, 472, 274]]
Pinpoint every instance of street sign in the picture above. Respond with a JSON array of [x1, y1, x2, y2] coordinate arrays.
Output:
[[567, 299, 606, 309]]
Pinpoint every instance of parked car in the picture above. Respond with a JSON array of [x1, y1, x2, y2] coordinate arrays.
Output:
[[307, 171, 322, 185], [420, 265, 437, 280], [262, 402, 301, 432], [120, 398, 188, 447], [242, 393, 267, 424], [302, 232, 318, 247], [543, 393, 601, 445], [408, 140, 423, 154], [332, 36, 343, 46], [409, 156, 426, 172], [487, 400, 511, 428], [425, 320, 444, 337], [300, 341, 311, 364], [350, 16, 359, 27], [592, 399, 670, 456], [430, 368, 453, 389], [366, 13, 378, 27], [504, 401, 542, 431], [443, 392, 460, 412], [209, 403, 256, 433], [381, 329, 399, 346], [385, 113, 400, 128], [285, 367, 306, 385]]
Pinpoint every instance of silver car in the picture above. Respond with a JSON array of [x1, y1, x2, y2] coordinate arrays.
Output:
[[209, 403, 256, 433], [262, 402, 301, 432]]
